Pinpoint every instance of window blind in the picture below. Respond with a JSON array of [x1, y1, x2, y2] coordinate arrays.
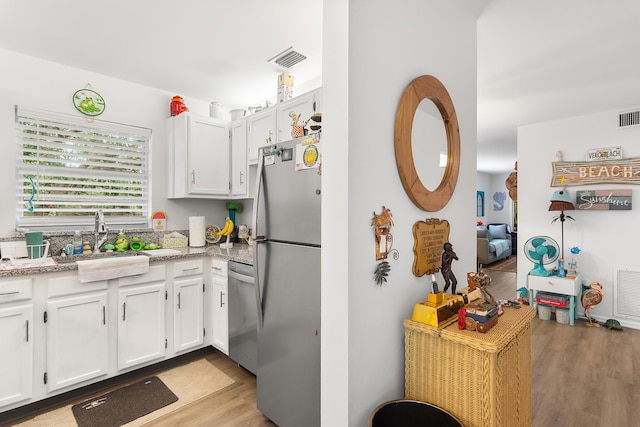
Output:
[[15, 106, 151, 229]]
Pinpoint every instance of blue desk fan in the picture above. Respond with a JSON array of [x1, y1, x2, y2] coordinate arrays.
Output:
[[524, 236, 559, 276]]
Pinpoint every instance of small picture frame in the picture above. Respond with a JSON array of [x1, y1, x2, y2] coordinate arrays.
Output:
[[476, 191, 485, 217]]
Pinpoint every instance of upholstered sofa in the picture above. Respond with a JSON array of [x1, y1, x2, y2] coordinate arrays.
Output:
[[477, 223, 512, 267]]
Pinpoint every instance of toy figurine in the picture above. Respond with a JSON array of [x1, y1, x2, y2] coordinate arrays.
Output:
[[115, 231, 129, 252], [129, 236, 143, 251], [441, 242, 458, 294]]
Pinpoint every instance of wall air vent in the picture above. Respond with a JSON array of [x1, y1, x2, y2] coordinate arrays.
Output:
[[614, 267, 640, 321], [268, 46, 307, 69], [618, 110, 640, 128]]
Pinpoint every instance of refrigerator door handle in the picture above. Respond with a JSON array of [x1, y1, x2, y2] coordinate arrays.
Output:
[[253, 240, 265, 330], [251, 147, 265, 242], [253, 148, 265, 330]]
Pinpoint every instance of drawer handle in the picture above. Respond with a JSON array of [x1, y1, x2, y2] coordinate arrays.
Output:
[[0, 291, 20, 296], [212, 266, 222, 271], [181, 267, 199, 272]]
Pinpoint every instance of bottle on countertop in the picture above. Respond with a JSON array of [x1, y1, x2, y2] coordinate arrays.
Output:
[[72, 231, 83, 254]]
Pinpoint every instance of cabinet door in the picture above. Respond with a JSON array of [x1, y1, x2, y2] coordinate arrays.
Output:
[[210, 260, 229, 354], [188, 115, 230, 196], [231, 119, 248, 197], [46, 292, 108, 392], [168, 113, 230, 198], [0, 304, 33, 407], [277, 89, 321, 142], [247, 109, 277, 165], [174, 276, 204, 354], [117, 282, 166, 370]]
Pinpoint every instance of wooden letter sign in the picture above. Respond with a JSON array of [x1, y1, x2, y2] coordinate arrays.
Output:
[[412, 218, 450, 277], [551, 157, 640, 186]]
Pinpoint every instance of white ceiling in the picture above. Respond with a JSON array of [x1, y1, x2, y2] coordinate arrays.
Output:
[[2, 0, 639, 174]]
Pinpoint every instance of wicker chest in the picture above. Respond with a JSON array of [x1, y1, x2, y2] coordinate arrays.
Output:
[[404, 306, 536, 427]]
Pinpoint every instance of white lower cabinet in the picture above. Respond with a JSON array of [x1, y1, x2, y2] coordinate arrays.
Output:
[[0, 302, 33, 407], [209, 258, 229, 354], [0, 256, 238, 414], [117, 265, 166, 371], [45, 284, 109, 392], [173, 259, 204, 354]]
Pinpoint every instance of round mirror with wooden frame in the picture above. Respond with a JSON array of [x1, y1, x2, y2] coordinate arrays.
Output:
[[395, 75, 460, 211]]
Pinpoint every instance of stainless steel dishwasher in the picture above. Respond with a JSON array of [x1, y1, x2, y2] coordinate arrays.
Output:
[[227, 260, 257, 375]]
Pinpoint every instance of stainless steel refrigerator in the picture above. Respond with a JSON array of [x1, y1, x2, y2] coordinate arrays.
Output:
[[252, 137, 321, 427]]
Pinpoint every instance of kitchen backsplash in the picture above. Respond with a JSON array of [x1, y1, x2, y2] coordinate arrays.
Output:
[[1, 229, 190, 258]]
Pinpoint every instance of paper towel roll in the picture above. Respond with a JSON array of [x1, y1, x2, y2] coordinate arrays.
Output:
[[189, 216, 206, 247]]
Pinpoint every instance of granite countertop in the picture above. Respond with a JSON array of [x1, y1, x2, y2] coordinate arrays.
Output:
[[0, 244, 253, 278]]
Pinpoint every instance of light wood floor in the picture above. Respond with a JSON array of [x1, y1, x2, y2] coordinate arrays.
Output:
[[142, 350, 276, 427], [7, 350, 275, 427], [488, 268, 640, 427], [10, 267, 640, 427]]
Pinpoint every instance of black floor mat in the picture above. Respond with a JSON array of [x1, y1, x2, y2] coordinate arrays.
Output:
[[71, 376, 178, 427]]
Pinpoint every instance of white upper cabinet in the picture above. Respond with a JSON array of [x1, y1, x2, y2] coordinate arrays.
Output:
[[230, 119, 248, 197], [247, 109, 277, 165], [277, 88, 322, 143], [168, 113, 230, 198]]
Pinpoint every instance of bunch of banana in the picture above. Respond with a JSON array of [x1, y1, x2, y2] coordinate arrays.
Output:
[[216, 217, 234, 237]]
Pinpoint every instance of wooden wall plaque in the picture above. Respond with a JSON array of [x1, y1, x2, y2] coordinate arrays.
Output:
[[412, 218, 450, 276], [576, 189, 632, 210], [551, 158, 640, 186]]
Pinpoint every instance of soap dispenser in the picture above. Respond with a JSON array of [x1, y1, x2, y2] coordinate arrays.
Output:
[[72, 231, 83, 254]]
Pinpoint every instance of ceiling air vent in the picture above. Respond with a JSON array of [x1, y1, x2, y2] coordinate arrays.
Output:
[[268, 46, 307, 69], [618, 110, 640, 128]]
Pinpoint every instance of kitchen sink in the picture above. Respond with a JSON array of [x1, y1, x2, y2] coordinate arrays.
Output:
[[76, 254, 150, 283]]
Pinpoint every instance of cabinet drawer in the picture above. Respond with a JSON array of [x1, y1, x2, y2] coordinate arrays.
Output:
[[118, 264, 166, 286], [209, 258, 227, 276], [0, 278, 33, 303], [173, 259, 204, 278], [47, 275, 108, 298], [528, 274, 581, 296]]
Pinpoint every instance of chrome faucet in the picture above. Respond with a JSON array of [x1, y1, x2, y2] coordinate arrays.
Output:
[[94, 209, 108, 253]]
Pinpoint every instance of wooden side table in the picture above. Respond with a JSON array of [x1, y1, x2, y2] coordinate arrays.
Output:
[[527, 274, 581, 325], [404, 306, 536, 427]]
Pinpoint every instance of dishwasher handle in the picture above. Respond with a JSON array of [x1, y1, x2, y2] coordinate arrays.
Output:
[[228, 269, 255, 284]]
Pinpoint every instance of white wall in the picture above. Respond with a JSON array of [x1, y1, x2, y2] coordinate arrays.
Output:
[[0, 48, 229, 236], [477, 171, 515, 227], [518, 109, 640, 328], [489, 173, 513, 226], [476, 171, 491, 225], [322, 1, 477, 425]]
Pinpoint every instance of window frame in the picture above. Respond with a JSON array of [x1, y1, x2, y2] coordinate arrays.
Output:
[[15, 106, 152, 231]]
